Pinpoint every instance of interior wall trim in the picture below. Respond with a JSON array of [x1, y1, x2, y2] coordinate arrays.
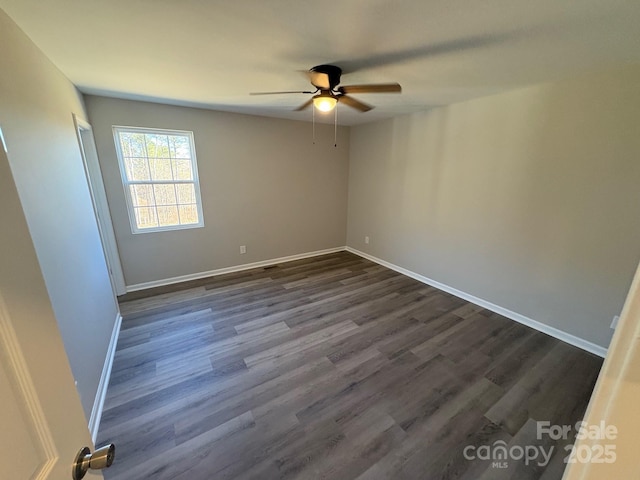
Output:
[[125, 247, 346, 293], [89, 311, 122, 443], [346, 247, 608, 358]]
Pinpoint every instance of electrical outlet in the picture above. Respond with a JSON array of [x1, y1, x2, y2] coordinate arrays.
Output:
[[610, 315, 620, 330], [365, 236, 370, 245], [240, 245, 246, 254]]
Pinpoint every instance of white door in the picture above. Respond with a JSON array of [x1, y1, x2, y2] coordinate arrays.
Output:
[[0, 142, 104, 478]]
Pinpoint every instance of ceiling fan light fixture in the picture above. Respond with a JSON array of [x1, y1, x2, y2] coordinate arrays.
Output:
[[313, 94, 337, 112]]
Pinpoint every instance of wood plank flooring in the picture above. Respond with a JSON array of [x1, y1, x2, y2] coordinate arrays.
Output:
[[98, 252, 602, 480]]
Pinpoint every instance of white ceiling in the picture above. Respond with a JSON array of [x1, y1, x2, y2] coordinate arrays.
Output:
[[2, 0, 640, 126]]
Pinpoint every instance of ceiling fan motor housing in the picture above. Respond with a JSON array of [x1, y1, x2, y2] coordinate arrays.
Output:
[[310, 64, 343, 90]]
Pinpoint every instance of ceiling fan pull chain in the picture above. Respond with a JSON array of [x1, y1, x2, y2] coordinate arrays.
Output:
[[312, 105, 316, 144], [334, 103, 338, 147]]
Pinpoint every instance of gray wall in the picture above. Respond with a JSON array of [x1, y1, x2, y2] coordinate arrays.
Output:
[[85, 96, 350, 287], [347, 66, 640, 349], [0, 10, 119, 419]]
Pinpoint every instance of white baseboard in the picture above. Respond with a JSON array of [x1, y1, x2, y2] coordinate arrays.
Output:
[[126, 247, 346, 293], [89, 311, 122, 442], [125, 245, 608, 357], [346, 247, 608, 358]]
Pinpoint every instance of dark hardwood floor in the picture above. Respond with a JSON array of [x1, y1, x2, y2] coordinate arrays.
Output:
[[98, 251, 602, 479]]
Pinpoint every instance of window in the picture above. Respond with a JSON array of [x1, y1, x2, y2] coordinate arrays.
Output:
[[113, 126, 204, 233]]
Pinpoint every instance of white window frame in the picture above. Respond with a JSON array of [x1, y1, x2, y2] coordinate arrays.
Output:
[[112, 126, 204, 234]]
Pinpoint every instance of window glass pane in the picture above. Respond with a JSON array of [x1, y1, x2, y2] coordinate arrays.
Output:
[[171, 135, 191, 159], [153, 184, 177, 206], [125, 157, 150, 181], [149, 158, 173, 181], [145, 134, 171, 158], [120, 132, 145, 158], [129, 185, 154, 207], [173, 159, 193, 180], [134, 207, 158, 229], [118, 133, 132, 157], [178, 204, 199, 225], [168, 136, 179, 159], [176, 184, 196, 204], [158, 135, 171, 158], [157, 205, 179, 226]]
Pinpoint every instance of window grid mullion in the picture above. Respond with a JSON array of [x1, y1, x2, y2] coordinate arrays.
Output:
[[174, 185, 182, 224], [142, 134, 160, 227], [143, 137, 152, 183], [168, 136, 182, 224], [125, 180, 195, 185], [123, 156, 191, 160], [167, 135, 176, 181]]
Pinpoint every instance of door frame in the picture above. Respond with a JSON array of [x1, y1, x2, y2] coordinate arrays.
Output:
[[73, 114, 126, 295], [563, 258, 640, 478]]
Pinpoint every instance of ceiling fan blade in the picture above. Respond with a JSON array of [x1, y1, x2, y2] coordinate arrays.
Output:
[[250, 90, 314, 95], [305, 71, 330, 90], [338, 95, 373, 112], [294, 98, 314, 111], [338, 83, 402, 94]]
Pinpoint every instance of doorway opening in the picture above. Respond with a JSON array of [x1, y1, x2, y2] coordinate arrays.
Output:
[[73, 114, 126, 295]]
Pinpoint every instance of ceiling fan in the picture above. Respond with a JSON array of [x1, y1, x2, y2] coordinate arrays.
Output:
[[251, 64, 401, 113]]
